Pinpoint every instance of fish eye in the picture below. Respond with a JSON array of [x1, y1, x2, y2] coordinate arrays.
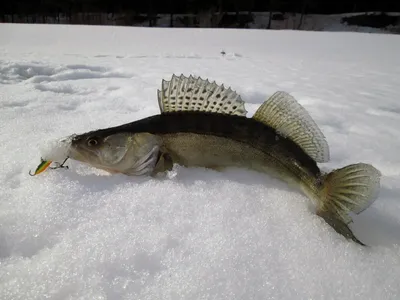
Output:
[[87, 138, 98, 147]]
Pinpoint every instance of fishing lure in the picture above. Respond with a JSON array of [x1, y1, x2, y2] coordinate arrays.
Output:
[[29, 157, 69, 176]]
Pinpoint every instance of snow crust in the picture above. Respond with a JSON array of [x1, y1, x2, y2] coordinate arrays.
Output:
[[1, 24, 400, 299]]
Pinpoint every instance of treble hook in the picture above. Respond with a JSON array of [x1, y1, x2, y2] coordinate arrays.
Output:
[[49, 157, 69, 170]]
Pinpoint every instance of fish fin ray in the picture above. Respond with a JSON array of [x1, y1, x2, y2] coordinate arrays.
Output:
[[253, 91, 330, 163], [319, 163, 381, 224], [316, 210, 367, 246], [158, 74, 247, 116], [152, 152, 174, 175]]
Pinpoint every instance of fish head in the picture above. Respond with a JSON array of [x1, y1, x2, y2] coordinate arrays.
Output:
[[69, 132, 132, 168], [68, 131, 162, 175]]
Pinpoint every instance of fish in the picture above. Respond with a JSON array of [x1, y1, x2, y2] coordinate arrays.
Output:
[[65, 74, 381, 245]]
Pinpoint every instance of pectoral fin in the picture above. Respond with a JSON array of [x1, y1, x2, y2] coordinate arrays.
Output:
[[152, 151, 174, 175]]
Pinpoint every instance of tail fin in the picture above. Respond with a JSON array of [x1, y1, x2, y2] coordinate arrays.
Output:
[[317, 163, 381, 245]]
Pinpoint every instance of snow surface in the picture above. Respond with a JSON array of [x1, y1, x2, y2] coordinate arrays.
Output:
[[1, 24, 400, 299]]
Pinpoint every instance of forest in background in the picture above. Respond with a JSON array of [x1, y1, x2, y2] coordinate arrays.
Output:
[[1, 0, 400, 31]]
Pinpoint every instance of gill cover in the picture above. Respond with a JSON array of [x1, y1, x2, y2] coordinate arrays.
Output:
[[89, 133, 162, 176], [123, 133, 162, 176]]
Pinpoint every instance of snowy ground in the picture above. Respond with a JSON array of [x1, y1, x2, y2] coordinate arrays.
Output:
[[1, 24, 400, 299]]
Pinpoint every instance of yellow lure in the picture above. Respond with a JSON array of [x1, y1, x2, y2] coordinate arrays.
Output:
[[29, 159, 52, 176]]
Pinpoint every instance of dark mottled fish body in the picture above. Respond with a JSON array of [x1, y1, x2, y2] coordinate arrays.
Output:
[[64, 74, 381, 246]]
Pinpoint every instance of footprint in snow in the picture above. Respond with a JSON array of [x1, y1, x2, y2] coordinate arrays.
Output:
[[0, 61, 133, 85]]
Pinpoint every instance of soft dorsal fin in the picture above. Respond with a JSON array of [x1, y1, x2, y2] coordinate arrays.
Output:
[[157, 74, 247, 116], [253, 91, 330, 163]]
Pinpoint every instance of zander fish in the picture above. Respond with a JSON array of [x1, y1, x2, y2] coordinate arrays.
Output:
[[64, 74, 381, 245]]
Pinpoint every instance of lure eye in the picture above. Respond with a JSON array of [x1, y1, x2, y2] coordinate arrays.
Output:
[[87, 138, 98, 147]]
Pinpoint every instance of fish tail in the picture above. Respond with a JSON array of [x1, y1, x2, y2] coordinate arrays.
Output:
[[317, 163, 381, 245]]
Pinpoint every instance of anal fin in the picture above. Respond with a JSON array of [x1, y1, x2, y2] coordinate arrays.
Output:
[[317, 210, 366, 246]]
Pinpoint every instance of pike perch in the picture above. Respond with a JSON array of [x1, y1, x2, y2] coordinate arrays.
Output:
[[63, 74, 381, 245]]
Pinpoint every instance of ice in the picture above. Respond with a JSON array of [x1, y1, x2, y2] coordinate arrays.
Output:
[[1, 24, 400, 300]]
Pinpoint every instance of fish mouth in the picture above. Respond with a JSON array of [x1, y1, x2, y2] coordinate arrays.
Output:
[[68, 143, 97, 163], [67, 141, 125, 174], [67, 144, 86, 162], [66, 135, 93, 163]]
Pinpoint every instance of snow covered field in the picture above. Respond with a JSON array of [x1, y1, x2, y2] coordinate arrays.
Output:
[[1, 24, 400, 299]]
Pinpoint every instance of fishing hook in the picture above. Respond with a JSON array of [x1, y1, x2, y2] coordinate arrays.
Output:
[[50, 157, 69, 170]]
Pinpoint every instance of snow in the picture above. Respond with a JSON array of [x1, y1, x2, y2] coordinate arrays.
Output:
[[1, 23, 400, 299]]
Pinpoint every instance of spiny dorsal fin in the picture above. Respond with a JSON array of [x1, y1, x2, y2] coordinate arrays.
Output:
[[157, 74, 247, 116], [253, 91, 330, 163]]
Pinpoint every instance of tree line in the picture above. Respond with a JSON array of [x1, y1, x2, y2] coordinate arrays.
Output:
[[2, 0, 399, 16], [1, 0, 399, 28]]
